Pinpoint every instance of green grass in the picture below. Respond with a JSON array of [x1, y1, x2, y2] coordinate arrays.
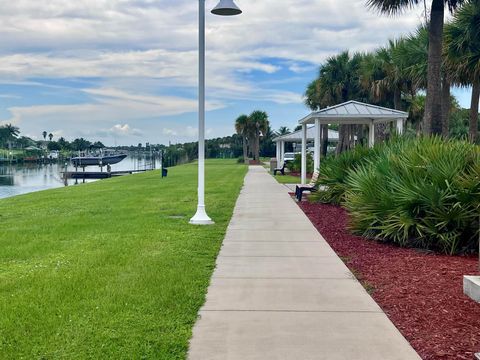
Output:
[[0, 159, 247, 359], [272, 173, 309, 184]]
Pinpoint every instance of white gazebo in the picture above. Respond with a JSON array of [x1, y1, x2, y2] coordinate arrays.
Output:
[[297, 100, 409, 184], [274, 127, 339, 164]]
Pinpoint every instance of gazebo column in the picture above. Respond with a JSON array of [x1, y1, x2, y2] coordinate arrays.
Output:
[[276, 141, 281, 165], [314, 119, 321, 172], [396, 118, 404, 135], [280, 141, 285, 164], [301, 124, 307, 184], [368, 121, 375, 148]]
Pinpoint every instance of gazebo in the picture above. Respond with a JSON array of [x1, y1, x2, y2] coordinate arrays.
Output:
[[297, 100, 409, 184], [273, 127, 339, 164]]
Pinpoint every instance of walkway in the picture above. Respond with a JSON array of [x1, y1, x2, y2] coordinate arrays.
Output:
[[188, 166, 420, 360]]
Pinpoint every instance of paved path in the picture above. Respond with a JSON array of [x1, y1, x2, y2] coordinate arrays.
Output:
[[188, 166, 420, 360]]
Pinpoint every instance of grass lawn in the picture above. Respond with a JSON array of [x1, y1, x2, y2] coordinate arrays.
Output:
[[0, 159, 247, 359], [271, 173, 310, 184]]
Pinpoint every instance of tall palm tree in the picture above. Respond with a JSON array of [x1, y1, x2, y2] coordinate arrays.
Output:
[[42, 131, 47, 141], [444, 0, 480, 142], [249, 110, 269, 162], [367, 0, 466, 135], [276, 126, 290, 136], [234, 114, 250, 164], [48, 133, 53, 141], [360, 40, 410, 110], [318, 51, 366, 153]]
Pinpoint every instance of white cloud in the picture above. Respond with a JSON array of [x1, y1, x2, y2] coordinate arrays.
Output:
[[110, 124, 143, 137], [0, 0, 430, 144], [162, 128, 177, 136]]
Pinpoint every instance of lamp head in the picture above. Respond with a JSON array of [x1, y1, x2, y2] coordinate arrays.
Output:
[[211, 0, 242, 16]]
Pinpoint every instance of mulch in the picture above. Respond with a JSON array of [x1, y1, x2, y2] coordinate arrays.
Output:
[[298, 201, 480, 360]]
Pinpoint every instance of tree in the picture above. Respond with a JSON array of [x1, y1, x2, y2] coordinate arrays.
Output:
[[248, 110, 269, 162], [235, 114, 250, 164], [71, 138, 91, 151], [367, 0, 466, 135], [42, 131, 47, 140], [444, 0, 480, 142], [48, 133, 53, 141], [47, 141, 61, 151], [276, 126, 290, 136], [57, 137, 71, 150]]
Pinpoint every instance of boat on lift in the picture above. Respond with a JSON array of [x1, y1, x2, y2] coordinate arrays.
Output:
[[71, 153, 127, 167]]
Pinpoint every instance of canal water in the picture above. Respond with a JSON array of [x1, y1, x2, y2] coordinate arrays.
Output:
[[0, 156, 161, 200]]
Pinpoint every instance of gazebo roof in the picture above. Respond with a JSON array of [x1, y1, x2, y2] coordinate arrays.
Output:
[[273, 127, 339, 143], [299, 100, 408, 125]]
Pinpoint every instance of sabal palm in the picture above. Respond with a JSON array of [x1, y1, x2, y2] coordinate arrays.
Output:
[[249, 110, 269, 161], [444, 0, 480, 142], [360, 40, 409, 110], [367, 0, 466, 135], [235, 114, 250, 163], [276, 126, 290, 136]]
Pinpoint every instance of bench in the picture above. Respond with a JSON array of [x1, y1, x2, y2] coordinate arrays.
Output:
[[273, 161, 287, 176], [295, 171, 320, 201]]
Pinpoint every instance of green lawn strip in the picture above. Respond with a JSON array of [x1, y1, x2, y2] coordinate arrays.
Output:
[[0, 159, 247, 359], [271, 173, 311, 184]]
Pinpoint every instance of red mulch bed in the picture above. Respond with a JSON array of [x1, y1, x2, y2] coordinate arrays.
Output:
[[299, 202, 480, 360]]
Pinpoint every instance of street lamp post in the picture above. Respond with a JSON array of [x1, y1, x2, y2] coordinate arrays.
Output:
[[190, 0, 242, 225]]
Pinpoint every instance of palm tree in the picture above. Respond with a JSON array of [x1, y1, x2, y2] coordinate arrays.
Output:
[[235, 114, 250, 164], [42, 131, 47, 141], [360, 40, 409, 110], [444, 0, 480, 142], [276, 126, 290, 136], [48, 133, 53, 141], [367, 0, 466, 136], [318, 51, 366, 154], [249, 110, 269, 162]]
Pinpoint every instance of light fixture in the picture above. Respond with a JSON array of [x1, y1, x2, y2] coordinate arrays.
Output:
[[211, 0, 242, 16]]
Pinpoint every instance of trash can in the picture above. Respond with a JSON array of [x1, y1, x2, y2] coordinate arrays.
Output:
[[162, 168, 168, 177], [270, 158, 278, 173]]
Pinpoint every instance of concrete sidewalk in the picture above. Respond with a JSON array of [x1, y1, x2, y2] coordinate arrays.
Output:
[[188, 166, 420, 360]]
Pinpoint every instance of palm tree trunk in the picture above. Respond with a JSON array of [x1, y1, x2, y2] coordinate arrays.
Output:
[[242, 135, 248, 164], [255, 130, 260, 161], [441, 77, 451, 138], [469, 79, 480, 143], [424, 0, 445, 136], [393, 87, 402, 110], [321, 124, 328, 156]]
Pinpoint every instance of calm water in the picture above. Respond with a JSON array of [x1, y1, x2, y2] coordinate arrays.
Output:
[[0, 156, 161, 200]]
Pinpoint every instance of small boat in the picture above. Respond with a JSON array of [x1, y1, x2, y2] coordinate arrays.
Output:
[[71, 154, 127, 167]]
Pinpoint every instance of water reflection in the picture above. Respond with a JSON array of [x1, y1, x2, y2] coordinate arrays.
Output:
[[0, 156, 161, 199]]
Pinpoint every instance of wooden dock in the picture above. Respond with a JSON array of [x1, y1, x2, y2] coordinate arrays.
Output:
[[63, 169, 151, 180]]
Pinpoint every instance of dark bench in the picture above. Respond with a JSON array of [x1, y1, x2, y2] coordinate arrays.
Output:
[[273, 161, 287, 176], [295, 171, 320, 201]]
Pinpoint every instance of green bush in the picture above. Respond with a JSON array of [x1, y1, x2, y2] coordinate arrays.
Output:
[[311, 145, 377, 204], [287, 153, 314, 173], [313, 137, 480, 254]]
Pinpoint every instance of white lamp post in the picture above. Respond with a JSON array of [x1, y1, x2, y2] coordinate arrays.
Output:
[[190, 0, 242, 225]]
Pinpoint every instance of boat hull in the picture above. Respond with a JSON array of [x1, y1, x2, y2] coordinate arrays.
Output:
[[71, 154, 127, 167]]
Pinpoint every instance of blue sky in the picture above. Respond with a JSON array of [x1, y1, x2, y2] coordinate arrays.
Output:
[[0, 0, 473, 146]]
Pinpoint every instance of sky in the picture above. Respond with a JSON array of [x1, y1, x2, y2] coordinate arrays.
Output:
[[0, 0, 473, 146]]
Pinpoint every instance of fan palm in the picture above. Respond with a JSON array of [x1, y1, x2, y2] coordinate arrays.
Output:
[[249, 110, 269, 161], [367, 0, 466, 136], [234, 114, 250, 164], [276, 126, 290, 136], [444, 0, 480, 142]]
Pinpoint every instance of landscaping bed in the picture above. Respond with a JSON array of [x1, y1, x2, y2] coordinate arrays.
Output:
[[299, 202, 480, 360]]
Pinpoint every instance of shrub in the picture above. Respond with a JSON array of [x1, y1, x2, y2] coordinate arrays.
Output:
[[310, 145, 377, 204], [287, 153, 314, 173], [313, 137, 480, 254]]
